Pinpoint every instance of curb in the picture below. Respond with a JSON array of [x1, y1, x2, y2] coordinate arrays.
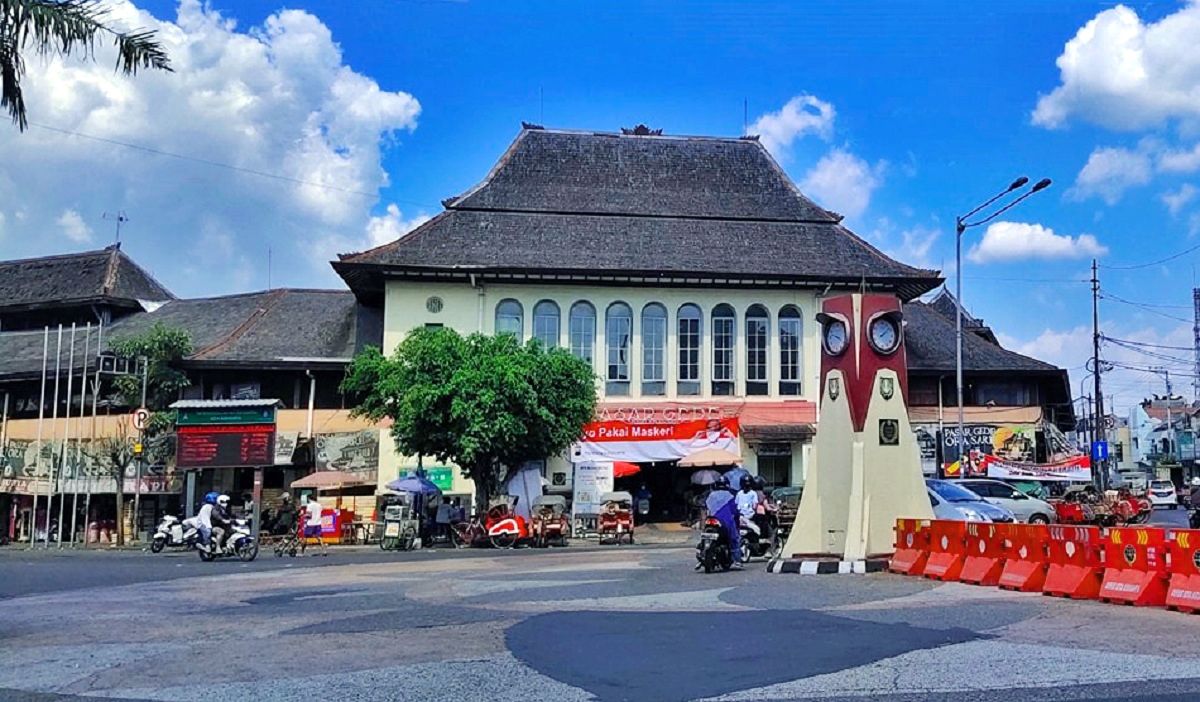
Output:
[[766, 557, 890, 575]]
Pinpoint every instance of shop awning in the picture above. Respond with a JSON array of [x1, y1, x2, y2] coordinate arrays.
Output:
[[738, 402, 817, 442], [291, 471, 370, 490], [907, 405, 1042, 425]]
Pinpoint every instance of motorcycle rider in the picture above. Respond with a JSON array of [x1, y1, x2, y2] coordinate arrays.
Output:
[[735, 480, 761, 537], [196, 491, 220, 551], [273, 493, 298, 536], [704, 476, 742, 569], [210, 494, 233, 554]]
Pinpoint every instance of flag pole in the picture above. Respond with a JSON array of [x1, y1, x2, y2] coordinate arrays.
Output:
[[70, 322, 91, 548], [56, 323, 76, 548], [28, 327, 48, 549], [44, 324, 63, 549]]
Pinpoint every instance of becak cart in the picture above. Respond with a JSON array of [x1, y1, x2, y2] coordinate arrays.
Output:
[[531, 494, 569, 548], [485, 495, 530, 549], [598, 491, 634, 545]]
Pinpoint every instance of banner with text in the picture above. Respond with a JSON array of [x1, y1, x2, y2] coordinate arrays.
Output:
[[983, 454, 1092, 482], [572, 418, 741, 464]]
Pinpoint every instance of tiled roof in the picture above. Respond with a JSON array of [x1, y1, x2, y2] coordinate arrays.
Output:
[[0, 244, 173, 312], [903, 300, 1061, 373], [336, 127, 941, 301]]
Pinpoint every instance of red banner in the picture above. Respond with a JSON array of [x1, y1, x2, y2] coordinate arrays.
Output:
[[574, 418, 740, 463], [983, 454, 1091, 482]]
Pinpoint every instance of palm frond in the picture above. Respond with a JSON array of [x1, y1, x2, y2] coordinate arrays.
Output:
[[0, 0, 172, 131]]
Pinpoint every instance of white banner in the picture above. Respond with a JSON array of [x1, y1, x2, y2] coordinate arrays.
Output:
[[572, 462, 614, 516]]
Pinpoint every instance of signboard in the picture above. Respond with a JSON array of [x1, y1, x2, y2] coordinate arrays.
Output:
[[177, 424, 274, 468], [573, 418, 741, 464], [176, 407, 276, 426], [932, 423, 1038, 477], [132, 408, 150, 431], [1091, 440, 1109, 461], [427, 467, 454, 492], [1180, 431, 1196, 461], [984, 454, 1092, 482], [274, 432, 299, 465], [572, 461, 614, 516]]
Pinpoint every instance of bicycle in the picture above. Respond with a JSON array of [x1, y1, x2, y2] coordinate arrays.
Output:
[[450, 518, 485, 548]]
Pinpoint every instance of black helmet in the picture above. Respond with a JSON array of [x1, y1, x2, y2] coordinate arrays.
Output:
[[712, 476, 729, 491]]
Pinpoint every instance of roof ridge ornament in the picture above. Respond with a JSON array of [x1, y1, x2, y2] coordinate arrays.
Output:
[[621, 124, 662, 136], [521, 121, 544, 130]]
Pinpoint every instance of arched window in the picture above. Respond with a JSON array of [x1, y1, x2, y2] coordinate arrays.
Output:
[[641, 303, 668, 396], [568, 301, 596, 365], [605, 302, 632, 396], [779, 305, 803, 395], [746, 304, 770, 396], [677, 303, 702, 396], [711, 303, 736, 396], [533, 300, 560, 348], [495, 299, 523, 339]]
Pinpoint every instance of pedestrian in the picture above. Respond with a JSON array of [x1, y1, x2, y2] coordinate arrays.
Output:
[[435, 497, 452, 542], [301, 494, 327, 556]]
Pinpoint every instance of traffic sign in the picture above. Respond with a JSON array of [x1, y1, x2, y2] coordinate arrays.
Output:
[[132, 408, 150, 431], [1091, 440, 1109, 461]]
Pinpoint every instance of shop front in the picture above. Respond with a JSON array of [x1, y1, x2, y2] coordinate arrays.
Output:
[[569, 401, 815, 523]]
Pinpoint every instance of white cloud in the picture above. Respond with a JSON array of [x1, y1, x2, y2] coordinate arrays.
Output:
[[364, 204, 431, 248], [748, 94, 835, 159], [1033, 3, 1200, 131], [1159, 143, 1200, 173], [1067, 144, 1153, 204], [1161, 184, 1198, 216], [0, 0, 421, 295], [799, 148, 884, 221], [55, 209, 93, 243], [968, 221, 1107, 263]]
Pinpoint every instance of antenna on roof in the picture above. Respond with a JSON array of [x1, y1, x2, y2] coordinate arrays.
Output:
[[102, 211, 128, 245], [540, 86, 544, 124], [743, 98, 747, 135], [268, 246, 272, 291]]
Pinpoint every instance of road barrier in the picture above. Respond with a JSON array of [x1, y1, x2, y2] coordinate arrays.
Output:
[[1043, 525, 1104, 600], [1166, 529, 1200, 613], [1098, 527, 1169, 607], [959, 522, 1005, 586], [922, 520, 966, 581], [890, 519, 931, 576], [997, 523, 1049, 592]]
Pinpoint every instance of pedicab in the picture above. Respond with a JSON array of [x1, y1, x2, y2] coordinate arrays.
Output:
[[531, 494, 570, 548], [1051, 484, 1151, 526], [485, 495, 530, 549], [378, 493, 419, 551], [597, 491, 634, 545]]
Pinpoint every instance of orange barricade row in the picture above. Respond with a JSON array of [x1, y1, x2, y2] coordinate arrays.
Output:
[[922, 520, 967, 581], [1043, 524, 1104, 600], [959, 522, 1005, 586], [890, 519, 931, 576], [997, 523, 1049, 592], [1166, 529, 1200, 613], [1099, 527, 1169, 607]]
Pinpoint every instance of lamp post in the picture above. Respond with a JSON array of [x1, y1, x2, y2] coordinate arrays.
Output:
[[953, 177, 1052, 476]]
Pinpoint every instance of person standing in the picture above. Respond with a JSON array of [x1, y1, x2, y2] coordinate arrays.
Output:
[[301, 494, 327, 556]]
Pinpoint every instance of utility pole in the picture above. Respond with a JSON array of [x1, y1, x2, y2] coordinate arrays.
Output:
[[1092, 259, 1107, 491]]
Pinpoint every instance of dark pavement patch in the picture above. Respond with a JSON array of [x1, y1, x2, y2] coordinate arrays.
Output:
[[506, 609, 981, 702], [284, 603, 509, 635]]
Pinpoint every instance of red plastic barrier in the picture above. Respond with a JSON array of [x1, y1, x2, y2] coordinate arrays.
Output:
[[997, 523, 1049, 592], [1099, 527, 1169, 606], [1166, 529, 1200, 613], [1043, 524, 1104, 600], [922, 520, 966, 581], [890, 519, 931, 576], [959, 522, 1006, 586]]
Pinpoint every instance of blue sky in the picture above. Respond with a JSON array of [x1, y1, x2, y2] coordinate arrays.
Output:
[[4, 0, 1200, 411]]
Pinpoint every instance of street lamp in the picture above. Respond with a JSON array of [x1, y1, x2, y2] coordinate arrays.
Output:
[[953, 177, 1052, 476]]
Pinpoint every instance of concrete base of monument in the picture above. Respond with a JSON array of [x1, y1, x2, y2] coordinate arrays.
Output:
[[766, 555, 891, 575]]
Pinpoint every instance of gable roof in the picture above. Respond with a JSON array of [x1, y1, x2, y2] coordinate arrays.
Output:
[[903, 300, 1060, 374], [335, 127, 941, 302], [0, 244, 174, 314], [925, 288, 999, 345], [0, 289, 360, 380]]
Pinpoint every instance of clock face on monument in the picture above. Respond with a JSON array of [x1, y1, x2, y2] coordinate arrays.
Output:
[[823, 319, 848, 356], [868, 316, 900, 354]]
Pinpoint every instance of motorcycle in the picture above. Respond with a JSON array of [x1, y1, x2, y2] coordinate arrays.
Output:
[[739, 513, 781, 561], [1190, 508, 1200, 530], [151, 515, 199, 553], [198, 518, 258, 562], [696, 517, 735, 573]]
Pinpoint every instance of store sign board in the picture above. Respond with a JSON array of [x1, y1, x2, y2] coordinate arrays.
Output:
[[176, 407, 276, 426], [426, 467, 454, 491], [177, 424, 275, 468], [572, 461, 614, 516], [573, 418, 740, 463]]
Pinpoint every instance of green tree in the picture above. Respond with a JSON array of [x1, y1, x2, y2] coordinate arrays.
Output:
[[1, 0, 172, 131], [342, 327, 597, 513]]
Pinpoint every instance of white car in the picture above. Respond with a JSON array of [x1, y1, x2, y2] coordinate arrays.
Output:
[[926, 479, 1015, 523], [1147, 480, 1178, 510], [959, 479, 1055, 524]]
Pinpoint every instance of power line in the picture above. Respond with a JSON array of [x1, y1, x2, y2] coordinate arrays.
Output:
[[1099, 241, 1200, 271], [1100, 335, 1195, 352], [29, 121, 438, 209], [1100, 292, 1194, 324]]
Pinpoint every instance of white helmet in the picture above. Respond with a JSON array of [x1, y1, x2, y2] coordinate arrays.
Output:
[[217, 494, 230, 507], [1191, 477, 1200, 488]]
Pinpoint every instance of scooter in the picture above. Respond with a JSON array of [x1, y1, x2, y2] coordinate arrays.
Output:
[[1190, 508, 1200, 530], [151, 515, 199, 553], [739, 513, 781, 561], [695, 517, 735, 574], [198, 518, 258, 562]]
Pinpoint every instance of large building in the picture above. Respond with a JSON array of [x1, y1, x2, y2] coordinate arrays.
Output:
[[334, 125, 944, 518]]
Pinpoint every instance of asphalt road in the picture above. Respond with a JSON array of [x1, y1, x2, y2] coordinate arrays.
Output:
[[3, 540, 1200, 702]]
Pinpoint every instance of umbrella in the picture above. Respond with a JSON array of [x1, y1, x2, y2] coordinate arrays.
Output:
[[690, 468, 721, 485], [724, 467, 751, 490], [613, 461, 641, 478], [291, 471, 368, 490], [678, 447, 742, 468], [386, 473, 443, 496]]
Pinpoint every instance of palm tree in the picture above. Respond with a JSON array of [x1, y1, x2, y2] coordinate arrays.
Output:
[[1, 0, 172, 131]]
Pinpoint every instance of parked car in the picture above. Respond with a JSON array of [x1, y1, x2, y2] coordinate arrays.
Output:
[[925, 479, 1015, 523], [959, 479, 1055, 524], [1147, 480, 1178, 510]]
